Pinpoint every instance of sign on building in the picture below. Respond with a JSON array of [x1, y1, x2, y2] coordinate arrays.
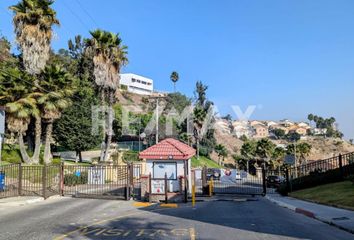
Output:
[[151, 179, 165, 194], [88, 167, 105, 184], [284, 155, 295, 165]]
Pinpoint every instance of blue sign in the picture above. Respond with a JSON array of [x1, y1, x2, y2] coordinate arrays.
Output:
[[75, 170, 81, 177]]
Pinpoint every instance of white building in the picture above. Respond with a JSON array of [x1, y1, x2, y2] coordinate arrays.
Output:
[[120, 73, 153, 95], [232, 121, 253, 138]]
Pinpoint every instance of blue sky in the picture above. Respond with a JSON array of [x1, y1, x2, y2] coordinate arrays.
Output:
[[1, 0, 353, 139]]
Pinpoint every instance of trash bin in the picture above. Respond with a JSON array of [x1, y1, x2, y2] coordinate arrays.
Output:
[[0, 171, 5, 191]]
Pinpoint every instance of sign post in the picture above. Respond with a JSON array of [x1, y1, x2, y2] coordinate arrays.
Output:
[[0, 108, 5, 167]]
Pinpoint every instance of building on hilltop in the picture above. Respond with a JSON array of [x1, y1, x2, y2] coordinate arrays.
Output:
[[253, 124, 269, 139], [120, 73, 153, 95]]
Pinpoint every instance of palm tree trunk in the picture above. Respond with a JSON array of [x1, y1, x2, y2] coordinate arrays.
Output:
[[174, 82, 176, 93], [103, 91, 114, 162], [31, 116, 42, 164], [18, 133, 30, 164], [99, 88, 106, 162], [43, 122, 53, 165], [196, 138, 200, 159]]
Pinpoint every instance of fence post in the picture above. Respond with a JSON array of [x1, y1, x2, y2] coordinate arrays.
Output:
[[60, 162, 64, 196], [164, 173, 168, 204], [42, 165, 47, 199], [262, 166, 266, 196], [149, 173, 152, 203], [125, 165, 130, 200], [285, 168, 291, 193], [339, 154, 344, 179], [18, 164, 22, 196], [202, 166, 207, 195]]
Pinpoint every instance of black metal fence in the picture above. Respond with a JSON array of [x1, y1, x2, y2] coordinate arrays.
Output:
[[0, 164, 20, 199], [288, 152, 354, 180], [0, 163, 142, 200], [0, 164, 61, 199]]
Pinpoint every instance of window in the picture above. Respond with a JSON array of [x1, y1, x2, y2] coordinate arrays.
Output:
[[132, 78, 136, 82], [153, 162, 177, 180]]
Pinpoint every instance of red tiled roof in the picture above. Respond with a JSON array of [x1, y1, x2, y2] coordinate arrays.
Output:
[[139, 138, 196, 160]]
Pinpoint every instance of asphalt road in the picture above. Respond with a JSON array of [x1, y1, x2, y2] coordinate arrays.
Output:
[[0, 196, 353, 240]]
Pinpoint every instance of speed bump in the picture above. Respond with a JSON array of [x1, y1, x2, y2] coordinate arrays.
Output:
[[133, 202, 152, 207], [160, 203, 178, 208]]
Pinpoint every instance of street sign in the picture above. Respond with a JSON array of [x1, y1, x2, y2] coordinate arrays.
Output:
[[284, 155, 295, 165], [75, 170, 81, 177], [151, 179, 165, 194], [88, 167, 105, 184]]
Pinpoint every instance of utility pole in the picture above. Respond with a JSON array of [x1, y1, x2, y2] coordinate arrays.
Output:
[[156, 98, 159, 144]]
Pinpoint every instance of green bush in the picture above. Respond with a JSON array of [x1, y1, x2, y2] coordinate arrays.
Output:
[[1, 144, 22, 164], [345, 175, 354, 184], [51, 157, 62, 165], [122, 150, 139, 163], [64, 171, 88, 186]]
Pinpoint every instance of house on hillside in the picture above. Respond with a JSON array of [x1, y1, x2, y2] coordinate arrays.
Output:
[[215, 118, 231, 134], [311, 128, 328, 136], [250, 120, 265, 127], [232, 121, 253, 138], [120, 73, 153, 95], [269, 124, 289, 135], [298, 122, 311, 129], [279, 119, 295, 127], [253, 124, 269, 138]]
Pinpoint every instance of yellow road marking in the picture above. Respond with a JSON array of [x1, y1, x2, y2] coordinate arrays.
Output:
[[53, 211, 144, 240], [133, 202, 152, 207], [189, 227, 196, 240], [160, 203, 178, 208], [54, 204, 194, 240]]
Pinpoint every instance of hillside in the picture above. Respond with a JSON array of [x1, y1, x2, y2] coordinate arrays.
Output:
[[117, 91, 354, 166]]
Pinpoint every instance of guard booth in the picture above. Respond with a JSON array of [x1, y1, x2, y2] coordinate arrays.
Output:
[[139, 138, 195, 203]]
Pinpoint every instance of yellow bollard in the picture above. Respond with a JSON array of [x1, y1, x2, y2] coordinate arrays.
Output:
[[192, 184, 196, 208], [209, 178, 213, 197]]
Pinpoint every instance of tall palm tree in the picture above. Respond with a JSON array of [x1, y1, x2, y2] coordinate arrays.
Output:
[[215, 144, 228, 166], [86, 29, 128, 161], [10, 0, 59, 76], [193, 106, 206, 159], [10, 0, 59, 164], [6, 96, 39, 164], [240, 140, 257, 172], [170, 71, 179, 92], [38, 65, 74, 164], [256, 138, 276, 167]]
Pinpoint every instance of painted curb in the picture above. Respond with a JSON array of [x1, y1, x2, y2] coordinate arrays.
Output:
[[266, 196, 354, 235]]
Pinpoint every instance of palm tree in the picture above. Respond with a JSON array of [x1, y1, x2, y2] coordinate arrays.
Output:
[[308, 114, 314, 127], [6, 96, 39, 164], [215, 144, 228, 166], [10, 0, 59, 76], [240, 140, 257, 172], [256, 139, 276, 167], [10, 0, 59, 164], [38, 65, 74, 164], [193, 106, 206, 159], [170, 71, 179, 92], [86, 29, 128, 161]]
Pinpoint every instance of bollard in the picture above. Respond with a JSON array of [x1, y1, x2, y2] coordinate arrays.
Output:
[[192, 184, 196, 208]]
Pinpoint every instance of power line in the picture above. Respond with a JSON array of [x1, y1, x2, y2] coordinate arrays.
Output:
[[62, 0, 91, 31], [74, 0, 99, 28]]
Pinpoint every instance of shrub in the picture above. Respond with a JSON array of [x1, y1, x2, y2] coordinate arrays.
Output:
[[1, 144, 22, 164], [64, 171, 88, 186], [346, 175, 354, 184]]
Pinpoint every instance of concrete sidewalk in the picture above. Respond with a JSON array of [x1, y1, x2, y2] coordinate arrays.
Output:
[[266, 194, 354, 234], [0, 195, 60, 207]]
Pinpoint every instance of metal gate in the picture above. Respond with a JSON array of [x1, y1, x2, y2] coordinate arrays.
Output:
[[193, 167, 267, 196], [62, 164, 142, 200]]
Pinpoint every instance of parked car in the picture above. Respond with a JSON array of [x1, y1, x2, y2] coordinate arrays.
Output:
[[266, 175, 284, 188], [207, 168, 221, 180]]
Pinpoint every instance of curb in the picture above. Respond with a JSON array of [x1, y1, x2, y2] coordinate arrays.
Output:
[[266, 196, 354, 235]]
